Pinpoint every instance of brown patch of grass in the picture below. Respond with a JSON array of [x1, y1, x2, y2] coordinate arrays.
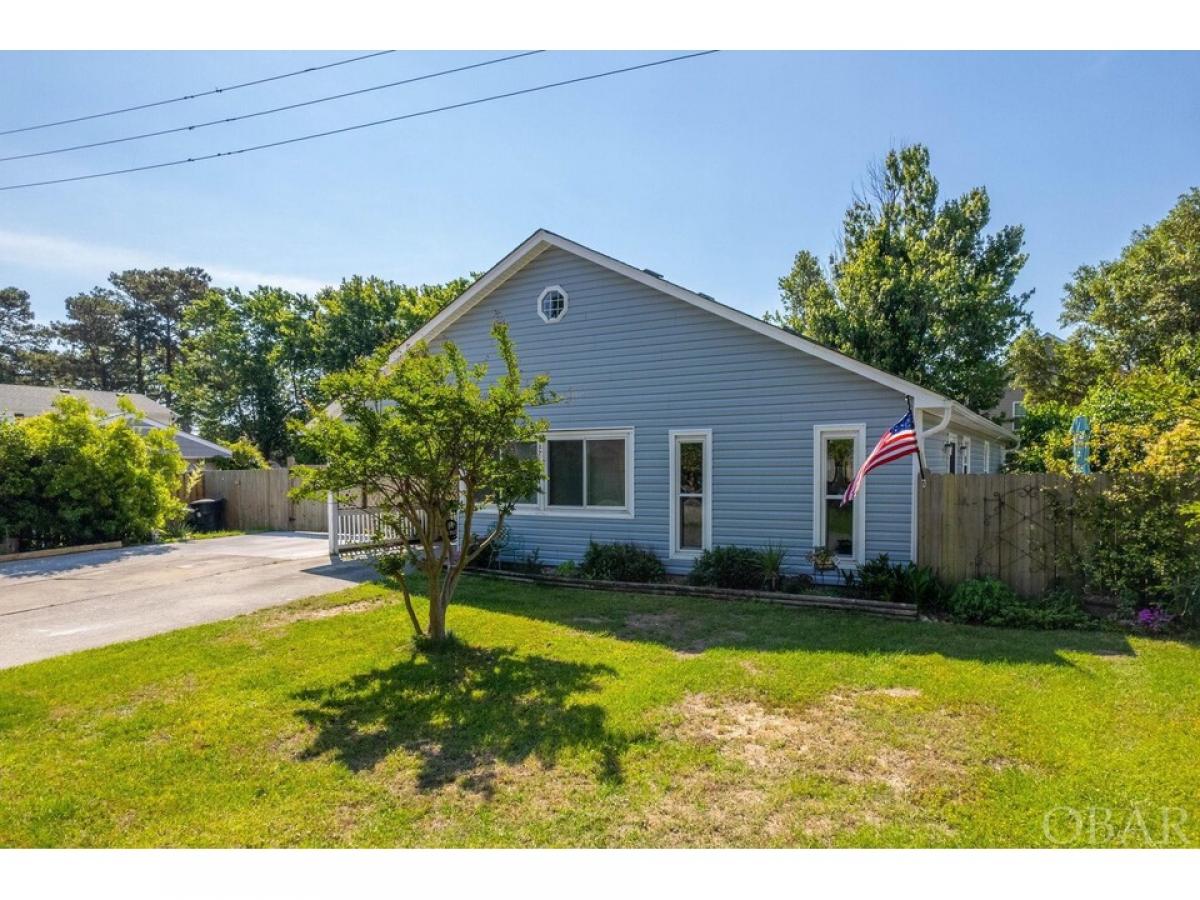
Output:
[[620, 611, 747, 656], [648, 688, 988, 845], [263, 594, 389, 627]]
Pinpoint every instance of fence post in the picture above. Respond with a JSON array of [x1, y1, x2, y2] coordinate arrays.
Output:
[[327, 492, 338, 557]]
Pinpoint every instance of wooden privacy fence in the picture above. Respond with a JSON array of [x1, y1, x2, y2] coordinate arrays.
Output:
[[196, 468, 327, 532], [917, 473, 1107, 596]]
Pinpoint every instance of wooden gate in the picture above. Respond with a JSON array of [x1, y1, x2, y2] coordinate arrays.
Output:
[[197, 469, 328, 532], [917, 473, 1106, 595]]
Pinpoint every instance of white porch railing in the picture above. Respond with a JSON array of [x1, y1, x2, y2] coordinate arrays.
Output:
[[327, 492, 455, 559]]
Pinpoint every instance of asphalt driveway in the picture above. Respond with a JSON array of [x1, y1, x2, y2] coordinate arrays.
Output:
[[0, 532, 375, 669]]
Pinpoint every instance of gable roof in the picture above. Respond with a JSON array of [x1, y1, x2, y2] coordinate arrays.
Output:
[[386, 229, 1014, 444], [0, 384, 175, 423]]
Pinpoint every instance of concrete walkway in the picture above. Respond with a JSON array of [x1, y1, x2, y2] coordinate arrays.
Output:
[[0, 532, 375, 669]]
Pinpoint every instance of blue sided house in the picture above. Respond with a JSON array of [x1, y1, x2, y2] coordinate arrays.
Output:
[[387, 230, 1015, 575]]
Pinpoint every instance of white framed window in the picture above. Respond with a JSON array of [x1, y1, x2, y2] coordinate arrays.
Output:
[[1012, 400, 1026, 419], [472, 441, 542, 510], [531, 428, 634, 517], [537, 285, 568, 324], [669, 429, 712, 558], [984, 440, 991, 473], [961, 436, 972, 474], [813, 424, 866, 566]]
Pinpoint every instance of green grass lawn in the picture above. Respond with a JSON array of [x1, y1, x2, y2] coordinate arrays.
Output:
[[1, 574, 1197, 848]]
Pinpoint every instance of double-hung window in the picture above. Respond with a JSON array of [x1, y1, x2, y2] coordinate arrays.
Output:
[[813, 424, 865, 566], [669, 430, 711, 557], [543, 428, 634, 515]]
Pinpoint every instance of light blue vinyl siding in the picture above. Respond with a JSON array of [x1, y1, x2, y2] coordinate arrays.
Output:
[[435, 247, 918, 573], [920, 415, 1003, 475]]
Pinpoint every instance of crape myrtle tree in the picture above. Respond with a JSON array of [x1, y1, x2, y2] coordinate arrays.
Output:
[[296, 322, 554, 642]]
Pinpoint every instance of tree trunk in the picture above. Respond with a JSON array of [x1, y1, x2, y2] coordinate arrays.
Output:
[[427, 596, 446, 641]]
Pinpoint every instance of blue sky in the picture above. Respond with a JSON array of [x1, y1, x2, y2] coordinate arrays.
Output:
[[1, 51, 1197, 333]]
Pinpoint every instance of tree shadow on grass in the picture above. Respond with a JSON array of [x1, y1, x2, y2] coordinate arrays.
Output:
[[292, 642, 630, 793], [452, 575, 1141, 667]]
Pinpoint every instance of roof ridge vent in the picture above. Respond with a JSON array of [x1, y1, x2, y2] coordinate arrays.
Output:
[[642, 268, 663, 279], [698, 292, 715, 301]]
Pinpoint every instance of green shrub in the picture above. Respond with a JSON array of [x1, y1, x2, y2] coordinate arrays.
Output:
[[579, 541, 665, 583], [688, 545, 765, 590], [554, 560, 579, 577], [0, 396, 186, 549], [899, 562, 947, 611], [759, 542, 787, 591], [855, 554, 903, 601], [948, 577, 1091, 629], [782, 573, 815, 594], [846, 554, 944, 607]]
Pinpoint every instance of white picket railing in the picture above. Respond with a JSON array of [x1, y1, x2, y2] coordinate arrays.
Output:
[[327, 492, 414, 557], [327, 492, 456, 559]]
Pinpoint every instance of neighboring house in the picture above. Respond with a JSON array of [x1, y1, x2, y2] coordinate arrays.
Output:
[[990, 386, 1026, 434], [0, 384, 231, 462], [384, 230, 1016, 574]]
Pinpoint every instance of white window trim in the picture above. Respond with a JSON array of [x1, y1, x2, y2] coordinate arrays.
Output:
[[961, 436, 972, 474], [984, 440, 991, 473], [471, 441, 543, 513], [812, 423, 867, 568], [512, 427, 635, 519], [1012, 400, 1026, 419], [536, 284, 569, 324], [668, 428, 712, 559]]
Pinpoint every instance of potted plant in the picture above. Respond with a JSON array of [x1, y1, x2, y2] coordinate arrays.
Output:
[[808, 545, 837, 573]]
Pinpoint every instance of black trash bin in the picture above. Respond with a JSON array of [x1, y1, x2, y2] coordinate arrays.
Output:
[[188, 498, 226, 532]]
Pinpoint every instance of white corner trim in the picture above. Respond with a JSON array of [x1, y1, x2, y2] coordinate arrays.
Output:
[[812, 423, 867, 567], [668, 428, 713, 559]]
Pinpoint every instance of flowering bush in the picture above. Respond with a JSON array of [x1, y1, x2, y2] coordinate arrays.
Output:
[[1134, 607, 1175, 633]]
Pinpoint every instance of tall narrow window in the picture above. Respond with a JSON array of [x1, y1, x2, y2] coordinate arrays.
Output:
[[961, 436, 972, 474], [670, 430, 711, 556], [814, 425, 865, 565]]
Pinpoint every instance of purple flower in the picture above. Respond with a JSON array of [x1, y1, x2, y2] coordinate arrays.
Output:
[[1135, 607, 1174, 632]]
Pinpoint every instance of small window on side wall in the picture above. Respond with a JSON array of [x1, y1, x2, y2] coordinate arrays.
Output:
[[537, 285, 568, 323]]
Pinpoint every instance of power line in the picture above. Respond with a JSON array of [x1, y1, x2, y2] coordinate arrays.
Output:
[[0, 51, 718, 193], [0, 51, 544, 163], [0, 50, 396, 137]]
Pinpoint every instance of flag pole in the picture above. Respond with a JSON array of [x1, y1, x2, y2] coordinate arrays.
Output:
[[908, 395, 928, 486]]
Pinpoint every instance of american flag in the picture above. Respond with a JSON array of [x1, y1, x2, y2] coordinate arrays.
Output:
[[841, 410, 920, 506]]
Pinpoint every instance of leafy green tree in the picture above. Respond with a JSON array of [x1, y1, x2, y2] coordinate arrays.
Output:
[[0, 286, 45, 382], [208, 436, 270, 470], [109, 267, 211, 403], [53, 288, 133, 390], [1061, 188, 1200, 371], [0, 396, 186, 548], [168, 286, 318, 463], [1006, 329, 1103, 408], [767, 145, 1031, 411], [311, 276, 471, 373], [296, 323, 553, 641]]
